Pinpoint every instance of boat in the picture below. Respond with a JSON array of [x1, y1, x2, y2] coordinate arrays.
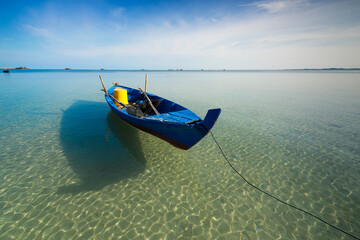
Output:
[[101, 77, 221, 150], [2, 69, 10, 73]]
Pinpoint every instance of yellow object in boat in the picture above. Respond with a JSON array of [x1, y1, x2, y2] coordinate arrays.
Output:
[[113, 87, 129, 106]]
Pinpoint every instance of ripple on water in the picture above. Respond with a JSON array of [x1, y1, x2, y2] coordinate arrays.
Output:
[[1, 71, 360, 239]]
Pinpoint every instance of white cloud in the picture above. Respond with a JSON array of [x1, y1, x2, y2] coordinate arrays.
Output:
[[110, 7, 125, 18], [256, 1, 286, 13], [24, 25, 53, 39], [19, 0, 360, 69], [254, 0, 308, 13]]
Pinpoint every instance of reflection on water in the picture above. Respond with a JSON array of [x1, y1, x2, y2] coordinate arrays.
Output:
[[58, 101, 146, 194], [107, 111, 146, 166]]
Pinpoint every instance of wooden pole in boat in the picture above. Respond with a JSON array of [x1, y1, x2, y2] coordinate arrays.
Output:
[[99, 75, 109, 96], [111, 95, 126, 108], [139, 88, 160, 115], [145, 74, 148, 93], [99, 75, 126, 109]]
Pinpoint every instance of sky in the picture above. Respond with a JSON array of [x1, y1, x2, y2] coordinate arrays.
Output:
[[0, 0, 360, 69]]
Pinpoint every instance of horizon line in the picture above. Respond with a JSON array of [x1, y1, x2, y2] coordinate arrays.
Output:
[[2, 67, 360, 71]]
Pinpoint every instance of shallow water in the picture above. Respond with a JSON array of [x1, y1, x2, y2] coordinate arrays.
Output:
[[0, 70, 359, 239]]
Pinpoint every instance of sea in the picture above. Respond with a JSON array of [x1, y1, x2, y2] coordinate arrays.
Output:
[[0, 69, 359, 239]]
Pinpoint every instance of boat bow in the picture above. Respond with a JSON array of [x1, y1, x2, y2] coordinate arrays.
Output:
[[199, 108, 222, 132]]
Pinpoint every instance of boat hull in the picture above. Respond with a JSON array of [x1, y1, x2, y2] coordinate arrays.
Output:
[[105, 86, 221, 150]]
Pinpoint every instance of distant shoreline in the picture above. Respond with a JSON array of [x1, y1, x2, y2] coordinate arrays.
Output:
[[2, 68, 360, 72]]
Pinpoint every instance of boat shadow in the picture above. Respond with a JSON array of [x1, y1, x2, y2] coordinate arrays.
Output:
[[57, 100, 146, 194]]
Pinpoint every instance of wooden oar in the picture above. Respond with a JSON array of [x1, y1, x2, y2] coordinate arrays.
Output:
[[138, 88, 160, 115], [99, 75, 126, 108], [108, 94, 127, 108], [145, 74, 148, 93], [99, 75, 109, 96]]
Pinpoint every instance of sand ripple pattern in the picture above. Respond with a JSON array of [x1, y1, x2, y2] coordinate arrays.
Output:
[[1, 70, 359, 239]]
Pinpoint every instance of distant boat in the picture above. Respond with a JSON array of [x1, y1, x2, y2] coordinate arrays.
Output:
[[65, 68, 72, 70], [2, 69, 10, 73], [101, 80, 221, 150]]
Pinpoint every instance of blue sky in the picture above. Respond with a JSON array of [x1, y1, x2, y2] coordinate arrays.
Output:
[[1, 0, 359, 69]]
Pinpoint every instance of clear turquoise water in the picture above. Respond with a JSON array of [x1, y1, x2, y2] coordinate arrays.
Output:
[[0, 70, 359, 239]]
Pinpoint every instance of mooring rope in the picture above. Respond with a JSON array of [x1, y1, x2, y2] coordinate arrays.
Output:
[[209, 130, 360, 240]]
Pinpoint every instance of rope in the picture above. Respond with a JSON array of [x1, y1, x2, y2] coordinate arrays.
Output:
[[209, 130, 360, 240]]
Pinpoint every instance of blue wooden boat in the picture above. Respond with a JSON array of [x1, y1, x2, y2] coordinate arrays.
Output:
[[104, 84, 221, 150]]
